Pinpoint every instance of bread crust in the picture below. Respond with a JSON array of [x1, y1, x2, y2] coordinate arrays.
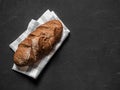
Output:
[[14, 20, 63, 66]]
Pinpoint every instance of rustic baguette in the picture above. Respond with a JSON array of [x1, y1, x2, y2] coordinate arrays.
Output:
[[14, 20, 63, 66]]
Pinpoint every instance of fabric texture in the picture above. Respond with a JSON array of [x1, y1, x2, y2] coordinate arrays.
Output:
[[9, 9, 70, 79]]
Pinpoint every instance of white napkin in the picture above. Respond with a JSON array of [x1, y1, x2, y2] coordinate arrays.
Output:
[[9, 9, 70, 79]]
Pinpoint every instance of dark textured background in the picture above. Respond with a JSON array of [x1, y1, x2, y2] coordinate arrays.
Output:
[[0, 0, 120, 90]]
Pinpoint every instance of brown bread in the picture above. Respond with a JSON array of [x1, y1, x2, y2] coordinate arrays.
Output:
[[14, 20, 63, 66]]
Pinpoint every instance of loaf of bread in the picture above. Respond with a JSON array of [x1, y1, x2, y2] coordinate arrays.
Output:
[[14, 20, 63, 66]]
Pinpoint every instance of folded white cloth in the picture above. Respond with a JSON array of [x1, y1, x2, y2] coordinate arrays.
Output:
[[9, 9, 70, 79]]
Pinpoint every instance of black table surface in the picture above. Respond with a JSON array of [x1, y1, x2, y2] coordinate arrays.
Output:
[[1, 0, 120, 90]]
